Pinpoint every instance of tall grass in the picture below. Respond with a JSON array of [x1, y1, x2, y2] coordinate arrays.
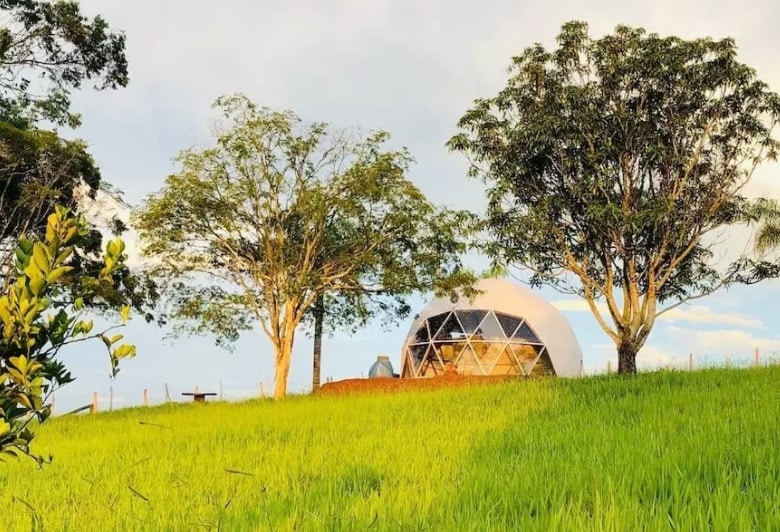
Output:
[[1, 367, 778, 530]]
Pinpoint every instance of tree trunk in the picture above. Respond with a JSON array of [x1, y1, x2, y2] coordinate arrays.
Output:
[[274, 346, 292, 399], [273, 319, 296, 399], [617, 339, 638, 374], [311, 295, 324, 392]]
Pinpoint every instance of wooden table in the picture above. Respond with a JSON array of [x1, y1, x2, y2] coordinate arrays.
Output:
[[181, 392, 217, 403]]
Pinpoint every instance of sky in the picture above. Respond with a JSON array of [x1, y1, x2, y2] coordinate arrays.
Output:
[[47, 0, 780, 413]]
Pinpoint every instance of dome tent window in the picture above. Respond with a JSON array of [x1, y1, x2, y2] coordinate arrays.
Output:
[[399, 279, 583, 378]]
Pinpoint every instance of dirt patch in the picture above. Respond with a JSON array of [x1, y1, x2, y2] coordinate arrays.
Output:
[[316, 374, 521, 396]]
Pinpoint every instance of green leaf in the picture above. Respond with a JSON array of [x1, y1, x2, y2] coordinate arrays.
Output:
[[112, 343, 136, 360], [99, 334, 111, 348], [108, 334, 124, 345], [27, 267, 46, 296], [31, 243, 50, 275], [46, 265, 72, 283]]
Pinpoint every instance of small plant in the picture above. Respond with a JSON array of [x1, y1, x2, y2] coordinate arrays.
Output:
[[0, 205, 135, 464]]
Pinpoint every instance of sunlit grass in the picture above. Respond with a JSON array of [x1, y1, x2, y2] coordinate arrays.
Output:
[[1, 366, 778, 530]]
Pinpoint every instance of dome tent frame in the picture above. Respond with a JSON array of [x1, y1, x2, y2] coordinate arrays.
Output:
[[402, 308, 555, 378], [399, 278, 584, 378]]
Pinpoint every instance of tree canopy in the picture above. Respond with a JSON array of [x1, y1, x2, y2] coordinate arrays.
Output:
[[0, 1, 158, 322], [448, 21, 780, 372], [0, 0, 128, 128], [135, 94, 475, 398]]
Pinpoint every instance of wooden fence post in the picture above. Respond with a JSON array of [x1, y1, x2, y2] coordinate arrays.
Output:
[[688, 353, 693, 371], [109, 387, 114, 411], [143, 389, 148, 407], [607, 360, 612, 374], [755, 348, 760, 367], [91, 392, 98, 413]]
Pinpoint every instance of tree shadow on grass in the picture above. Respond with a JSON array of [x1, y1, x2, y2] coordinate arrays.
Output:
[[217, 381, 562, 531], [428, 368, 780, 531]]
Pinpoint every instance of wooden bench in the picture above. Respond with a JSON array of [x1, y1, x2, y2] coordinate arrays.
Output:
[[181, 392, 217, 403]]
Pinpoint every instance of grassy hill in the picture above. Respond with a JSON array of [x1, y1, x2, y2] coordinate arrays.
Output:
[[1, 366, 779, 531]]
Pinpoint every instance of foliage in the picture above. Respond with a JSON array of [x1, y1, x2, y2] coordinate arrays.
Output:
[[0, 0, 128, 128], [751, 198, 780, 253], [135, 93, 476, 398], [0, 206, 135, 464], [448, 21, 780, 372], [0, 1, 159, 323], [0, 119, 161, 323], [0, 367, 778, 528], [0, 120, 99, 278]]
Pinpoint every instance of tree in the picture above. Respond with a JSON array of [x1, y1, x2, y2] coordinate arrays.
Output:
[[1, 205, 135, 464], [0, 1, 159, 322], [448, 21, 780, 373], [0, 0, 128, 128], [135, 94, 475, 399]]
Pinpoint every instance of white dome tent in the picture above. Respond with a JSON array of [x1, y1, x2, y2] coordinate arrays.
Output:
[[400, 278, 583, 378]]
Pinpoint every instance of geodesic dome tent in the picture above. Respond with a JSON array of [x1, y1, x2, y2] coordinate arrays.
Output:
[[400, 278, 583, 378]]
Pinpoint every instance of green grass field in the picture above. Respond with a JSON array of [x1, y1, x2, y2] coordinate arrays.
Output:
[[1, 366, 779, 531]]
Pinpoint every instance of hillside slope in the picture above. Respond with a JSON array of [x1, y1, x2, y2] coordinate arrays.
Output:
[[2, 367, 779, 530]]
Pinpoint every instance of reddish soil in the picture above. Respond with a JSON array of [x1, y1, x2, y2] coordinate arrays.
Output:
[[316, 374, 520, 396]]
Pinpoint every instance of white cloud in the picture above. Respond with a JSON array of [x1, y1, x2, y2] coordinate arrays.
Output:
[[666, 326, 780, 354], [77, 185, 151, 269], [551, 299, 761, 328], [585, 342, 684, 371], [657, 306, 761, 328]]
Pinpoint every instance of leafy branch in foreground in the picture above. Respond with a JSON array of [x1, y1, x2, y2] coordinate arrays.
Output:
[[0, 205, 135, 464]]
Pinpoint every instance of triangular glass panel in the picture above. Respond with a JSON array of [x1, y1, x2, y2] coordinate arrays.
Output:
[[425, 313, 449, 341], [434, 312, 465, 341], [437, 341, 464, 364], [471, 341, 503, 374], [512, 321, 541, 343], [409, 344, 429, 375], [420, 345, 445, 377], [473, 311, 505, 341], [526, 347, 556, 377], [494, 312, 523, 338], [454, 310, 487, 336], [401, 350, 412, 378], [411, 321, 430, 344], [507, 344, 543, 375], [455, 344, 482, 376], [490, 344, 522, 376]]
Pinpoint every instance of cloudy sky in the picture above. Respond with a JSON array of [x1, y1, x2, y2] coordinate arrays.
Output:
[[50, 0, 780, 412]]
